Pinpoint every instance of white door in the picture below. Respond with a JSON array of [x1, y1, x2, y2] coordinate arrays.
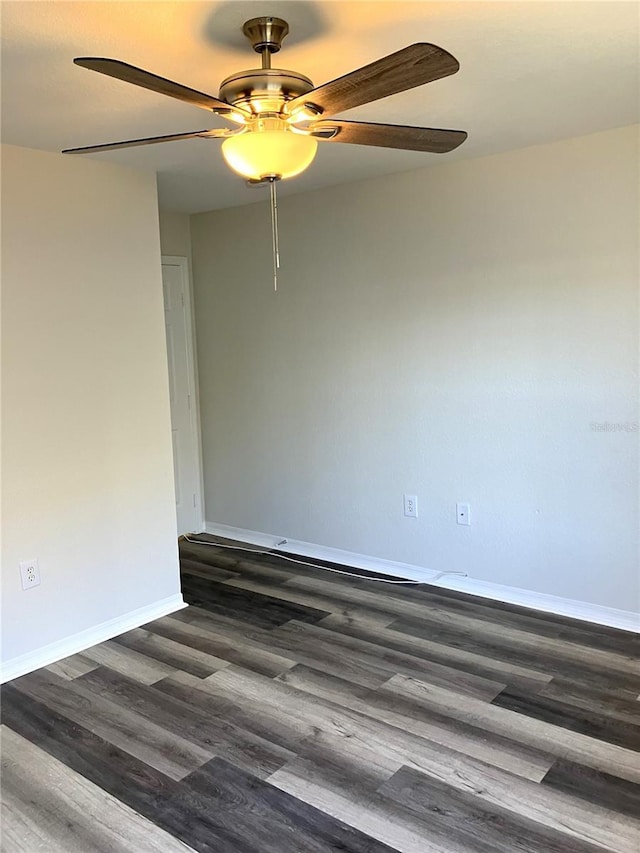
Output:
[[161, 257, 202, 534]]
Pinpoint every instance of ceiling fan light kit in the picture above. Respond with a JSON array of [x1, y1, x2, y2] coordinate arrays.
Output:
[[221, 117, 318, 181], [65, 15, 467, 287]]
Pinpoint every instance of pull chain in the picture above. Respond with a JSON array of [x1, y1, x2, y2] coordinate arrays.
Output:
[[269, 177, 280, 292]]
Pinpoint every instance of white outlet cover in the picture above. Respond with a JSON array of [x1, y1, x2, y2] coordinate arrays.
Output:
[[19, 558, 41, 590], [404, 494, 418, 518]]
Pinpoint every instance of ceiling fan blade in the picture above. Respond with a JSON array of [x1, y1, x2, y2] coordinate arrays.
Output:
[[74, 58, 247, 120], [309, 120, 467, 153], [62, 128, 232, 154], [285, 44, 459, 118]]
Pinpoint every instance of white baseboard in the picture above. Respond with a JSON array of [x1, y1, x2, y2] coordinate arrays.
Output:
[[204, 521, 639, 633], [0, 593, 186, 684]]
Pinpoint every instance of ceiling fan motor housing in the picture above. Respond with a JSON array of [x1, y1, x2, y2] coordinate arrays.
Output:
[[219, 68, 314, 116]]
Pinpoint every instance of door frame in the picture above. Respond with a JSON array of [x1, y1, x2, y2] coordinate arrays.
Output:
[[162, 254, 205, 533]]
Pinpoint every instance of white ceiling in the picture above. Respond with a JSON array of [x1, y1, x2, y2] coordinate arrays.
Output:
[[2, 1, 638, 213]]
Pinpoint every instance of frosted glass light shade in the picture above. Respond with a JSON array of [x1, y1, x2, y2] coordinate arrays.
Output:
[[222, 120, 318, 181]]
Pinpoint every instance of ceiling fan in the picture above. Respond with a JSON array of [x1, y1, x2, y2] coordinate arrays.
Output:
[[63, 16, 467, 183]]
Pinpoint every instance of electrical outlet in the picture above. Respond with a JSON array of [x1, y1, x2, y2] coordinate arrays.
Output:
[[404, 494, 418, 518], [19, 559, 41, 590], [456, 503, 471, 525]]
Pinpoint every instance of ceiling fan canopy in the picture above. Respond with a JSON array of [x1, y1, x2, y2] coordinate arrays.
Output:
[[64, 16, 467, 183]]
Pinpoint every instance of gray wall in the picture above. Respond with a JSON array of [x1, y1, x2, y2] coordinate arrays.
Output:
[[159, 210, 192, 258], [1, 145, 181, 668], [189, 125, 639, 612]]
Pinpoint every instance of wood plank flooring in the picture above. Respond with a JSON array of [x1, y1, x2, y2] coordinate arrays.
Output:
[[2, 534, 639, 852]]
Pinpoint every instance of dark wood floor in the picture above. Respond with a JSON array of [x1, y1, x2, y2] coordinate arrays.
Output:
[[2, 535, 639, 852]]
